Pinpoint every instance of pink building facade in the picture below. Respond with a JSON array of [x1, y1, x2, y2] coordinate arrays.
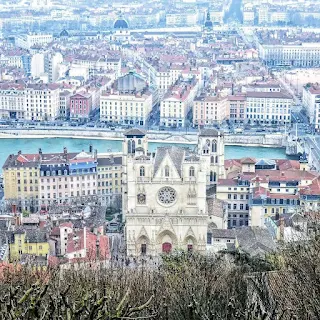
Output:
[[70, 92, 92, 120]]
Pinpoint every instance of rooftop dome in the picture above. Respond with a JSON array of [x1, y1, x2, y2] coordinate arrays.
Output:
[[60, 29, 69, 37], [113, 15, 129, 29]]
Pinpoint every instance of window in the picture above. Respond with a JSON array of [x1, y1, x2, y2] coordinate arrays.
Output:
[[233, 204, 237, 210], [212, 140, 217, 153], [240, 204, 244, 210], [164, 165, 170, 177], [139, 166, 145, 177], [189, 166, 195, 177], [228, 194, 231, 199], [207, 233, 212, 244]]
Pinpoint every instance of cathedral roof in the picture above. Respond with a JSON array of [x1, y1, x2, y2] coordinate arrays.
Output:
[[154, 146, 185, 178], [199, 128, 220, 137]]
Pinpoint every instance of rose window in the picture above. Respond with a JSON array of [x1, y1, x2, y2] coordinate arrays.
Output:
[[158, 187, 177, 205]]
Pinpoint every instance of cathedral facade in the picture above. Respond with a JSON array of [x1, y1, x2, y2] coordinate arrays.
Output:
[[122, 128, 225, 256]]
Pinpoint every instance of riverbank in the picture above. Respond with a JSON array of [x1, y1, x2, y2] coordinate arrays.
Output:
[[0, 129, 287, 148]]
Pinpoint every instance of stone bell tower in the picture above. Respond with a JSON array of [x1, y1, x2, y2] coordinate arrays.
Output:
[[197, 128, 225, 189], [122, 128, 148, 217]]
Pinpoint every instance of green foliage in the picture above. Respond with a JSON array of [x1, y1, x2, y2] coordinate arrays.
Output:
[[22, 210, 29, 217]]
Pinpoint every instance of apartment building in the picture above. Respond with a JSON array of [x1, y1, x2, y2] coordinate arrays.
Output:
[[243, 4, 255, 25], [8, 230, 49, 262], [25, 84, 60, 121], [39, 148, 98, 207], [2, 151, 40, 212], [217, 156, 317, 228], [97, 155, 122, 206], [160, 77, 198, 127], [3, 147, 98, 212], [193, 93, 228, 126], [70, 92, 93, 120], [245, 91, 292, 125], [259, 42, 320, 67], [0, 83, 26, 120], [166, 11, 198, 26], [59, 90, 71, 119], [71, 55, 121, 77], [15, 34, 53, 50], [228, 95, 246, 123], [0, 83, 60, 121], [100, 73, 153, 126], [302, 83, 320, 131]]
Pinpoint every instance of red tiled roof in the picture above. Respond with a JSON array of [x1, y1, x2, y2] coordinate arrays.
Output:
[[269, 194, 299, 199], [228, 169, 318, 182], [218, 178, 238, 186], [50, 227, 60, 236], [60, 222, 73, 228], [276, 159, 300, 171], [252, 186, 269, 198], [240, 157, 256, 164], [300, 177, 320, 195], [224, 159, 241, 169]]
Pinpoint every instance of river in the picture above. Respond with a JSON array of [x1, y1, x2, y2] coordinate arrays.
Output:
[[0, 137, 289, 173]]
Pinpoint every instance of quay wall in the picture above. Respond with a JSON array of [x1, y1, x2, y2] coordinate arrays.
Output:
[[0, 129, 286, 148]]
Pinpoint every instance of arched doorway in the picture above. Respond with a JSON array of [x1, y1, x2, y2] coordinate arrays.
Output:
[[157, 230, 177, 254], [136, 235, 150, 256], [162, 242, 172, 253]]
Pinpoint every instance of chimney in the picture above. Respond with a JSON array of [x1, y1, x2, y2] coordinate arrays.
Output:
[[39, 148, 42, 155], [94, 149, 97, 159], [89, 144, 93, 153], [63, 147, 67, 154], [281, 171, 285, 177], [18, 150, 21, 155]]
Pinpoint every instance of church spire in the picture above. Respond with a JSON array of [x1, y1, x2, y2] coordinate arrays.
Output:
[[204, 10, 213, 29]]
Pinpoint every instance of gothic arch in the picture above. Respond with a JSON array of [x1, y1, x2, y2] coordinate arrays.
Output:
[[156, 230, 178, 253], [128, 139, 136, 154], [208, 222, 218, 232], [136, 235, 150, 256], [164, 165, 170, 177], [212, 139, 217, 153]]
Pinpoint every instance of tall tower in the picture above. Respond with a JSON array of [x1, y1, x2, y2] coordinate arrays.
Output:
[[197, 129, 225, 190], [122, 128, 148, 218], [203, 10, 213, 43]]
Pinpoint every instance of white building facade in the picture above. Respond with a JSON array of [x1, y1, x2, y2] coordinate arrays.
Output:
[[122, 128, 225, 256]]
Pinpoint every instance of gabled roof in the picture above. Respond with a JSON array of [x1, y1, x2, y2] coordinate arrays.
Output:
[[241, 157, 256, 164], [235, 226, 277, 256], [199, 128, 220, 137], [154, 146, 185, 178], [124, 128, 146, 136], [255, 159, 276, 166]]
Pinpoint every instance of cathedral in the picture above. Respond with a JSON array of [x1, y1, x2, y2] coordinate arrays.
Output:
[[122, 128, 225, 256]]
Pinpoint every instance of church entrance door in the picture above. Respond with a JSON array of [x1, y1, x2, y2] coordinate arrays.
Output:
[[162, 242, 172, 253]]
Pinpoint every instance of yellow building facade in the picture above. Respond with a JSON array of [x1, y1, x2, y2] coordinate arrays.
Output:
[[9, 230, 49, 262], [3, 153, 40, 212]]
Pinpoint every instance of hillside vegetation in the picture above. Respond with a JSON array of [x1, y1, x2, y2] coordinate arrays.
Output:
[[0, 238, 320, 320]]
